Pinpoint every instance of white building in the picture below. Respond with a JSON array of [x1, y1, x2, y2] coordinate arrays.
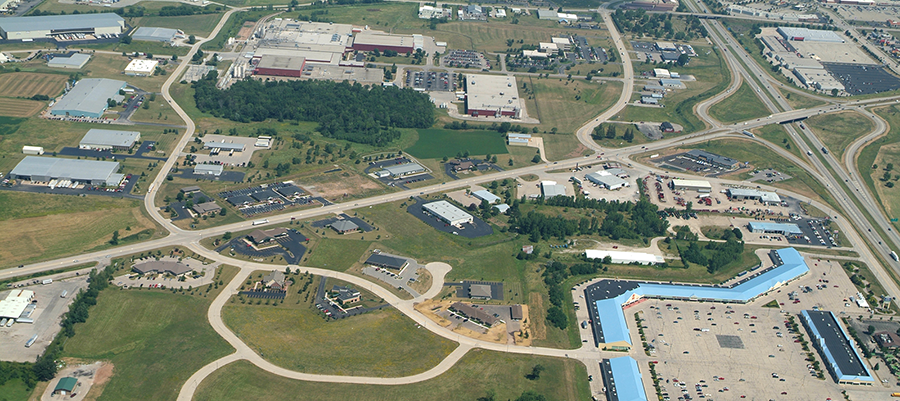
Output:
[[418, 4, 451, 19], [671, 179, 711, 193], [586, 171, 629, 190], [472, 189, 501, 204], [541, 181, 567, 198], [584, 250, 664, 265], [422, 200, 474, 226], [653, 68, 670, 78], [0, 290, 34, 319], [124, 59, 159, 77]]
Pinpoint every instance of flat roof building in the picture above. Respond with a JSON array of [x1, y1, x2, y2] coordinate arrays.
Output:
[[653, 68, 670, 78], [10, 156, 120, 185], [79, 129, 141, 150], [727, 188, 781, 203], [133, 260, 193, 276], [382, 162, 425, 178], [50, 78, 126, 118], [124, 59, 159, 77], [422, 200, 474, 226], [671, 178, 711, 193], [507, 132, 531, 146], [132, 27, 179, 42], [48, 53, 91, 69], [472, 189, 501, 204], [352, 31, 415, 54], [204, 141, 245, 152], [778, 27, 845, 43], [541, 181, 567, 198], [660, 78, 686, 89], [254, 55, 307, 78], [601, 357, 648, 401], [329, 219, 359, 233], [450, 302, 498, 326], [194, 164, 224, 176], [586, 172, 629, 190], [748, 221, 804, 236], [365, 253, 409, 270], [801, 310, 874, 385], [465, 74, 521, 118], [686, 149, 740, 169], [192, 201, 221, 215], [0, 13, 125, 40], [0, 290, 34, 319], [585, 250, 664, 265]]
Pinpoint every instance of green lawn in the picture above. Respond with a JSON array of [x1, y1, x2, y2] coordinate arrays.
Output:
[[0, 378, 33, 401], [753, 123, 802, 160], [193, 350, 590, 401], [805, 111, 875, 164], [202, 9, 272, 51], [521, 77, 623, 135], [304, 238, 374, 271], [134, 13, 224, 37], [405, 129, 508, 160], [63, 266, 238, 401], [863, 105, 900, 230], [222, 302, 457, 377], [708, 81, 770, 124]]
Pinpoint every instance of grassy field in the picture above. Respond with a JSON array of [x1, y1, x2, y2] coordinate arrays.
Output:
[[0, 72, 67, 97], [780, 89, 827, 110], [134, 13, 224, 38], [753, 123, 803, 160], [521, 77, 622, 134], [0, 97, 44, 117], [63, 265, 238, 401], [616, 46, 729, 133], [194, 350, 590, 401], [80, 53, 176, 93], [805, 111, 875, 163], [222, 301, 457, 377], [708, 81, 770, 124], [0, 193, 161, 269], [81, 40, 191, 57], [864, 105, 900, 229], [0, 379, 33, 401], [405, 129, 508, 160], [129, 96, 183, 123]]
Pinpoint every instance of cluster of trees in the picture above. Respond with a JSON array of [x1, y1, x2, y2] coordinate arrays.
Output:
[[193, 73, 434, 145], [591, 124, 635, 142], [0, 361, 37, 394], [543, 260, 605, 330], [443, 120, 534, 134], [541, 197, 668, 239], [677, 237, 744, 274], [297, 9, 332, 22], [611, 10, 707, 40]]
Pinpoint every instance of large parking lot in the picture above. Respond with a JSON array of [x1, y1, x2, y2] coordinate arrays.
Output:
[[405, 70, 454, 91], [822, 63, 900, 95]]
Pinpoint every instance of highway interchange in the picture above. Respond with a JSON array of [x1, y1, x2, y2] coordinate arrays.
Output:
[[7, 1, 900, 399]]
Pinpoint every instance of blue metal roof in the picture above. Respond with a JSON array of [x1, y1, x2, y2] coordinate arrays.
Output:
[[608, 356, 647, 401], [596, 296, 632, 345], [748, 221, 803, 235], [802, 310, 874, 383]]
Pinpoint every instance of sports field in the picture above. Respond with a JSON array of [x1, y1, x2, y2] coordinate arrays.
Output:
[[0, 97, 43, 117], [405, 129, 508, 159], [0, 72, 66, 98], [193, 350, 590, 401]]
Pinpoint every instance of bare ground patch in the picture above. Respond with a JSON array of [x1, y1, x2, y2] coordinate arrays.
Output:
[[301, 171, 386, 200]]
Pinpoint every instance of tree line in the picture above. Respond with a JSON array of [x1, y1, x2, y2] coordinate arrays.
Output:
[[193, 73, 434, 146], [543, 260, 606, 330], [508, 196, 669, 242]]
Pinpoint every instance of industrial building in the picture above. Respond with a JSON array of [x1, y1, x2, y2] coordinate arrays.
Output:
[[194, 164, 224, 176], [800, 310, 874, 385], [659, 78, 686, 89], [124, 59, 159, 77], [584, 248, 808, 350], [22, 146, 44, 155], [0, 289, 34, 319], [381, 162, 425, 178], [585, 250, 664, 265], [777, 27, 845, 43], [253, 19, 352, 66], [132, 27, 180, 42], [418, 4, 451, 19], [10, 156, 122, 186], [541, 181, 567, 198], [600, 357, 648, 401], [507, 132, 531, 146], [748, 221, 804, 236], [472, 189, 501, 204], [47, 53, 91, 69], [422, 200, 474, 226], [365, 253, 409, 270], [253, 55, 306, 77], [204, 141, 245, 152], [585, 171, 629, 190], [0, 13, 125, 40], [653, 68, 670, 78], [686, 149, 740, 169], [79, 129, 141, 150], [465, 74, 522, 118], [352, 31, 416, 54], [192, 202, 221, 215], [50, 78, 125, 118], [727, 188, 782, 203], [671, 178, 711, 193]]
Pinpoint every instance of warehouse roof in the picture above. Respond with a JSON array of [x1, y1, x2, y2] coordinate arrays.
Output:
[[687, 149, 740, 166], [777, 27, 845, 42], [728, 188, 781, 203], [585, 250, 664, 264], [466, 74, 520, 113], [125, 59, 158, 74], [257, 55, 306, 70], [472, 189, 501, 204], [194, 164, 224, 175], [383, 163, 424, 176], [205, 142, 245, 151], [0, 290, 33, 319], [802, 310, 873, 382], [365, 253, 408, 269], [423, 200, 473, 223], [353, 31, 414, 48], [0, 13, 124, 33], [748, 221, 803, 235], [81, 129, 140, 148], [603, 357, 647, 401], [586, 172, 628, 189], [50, 78, 125, 116], [48, 53, 91, 68], [10, 156, 119, 182], [132, 27, 179, 42], [541, 181, 567, 198], [672, 178, 711, 189]]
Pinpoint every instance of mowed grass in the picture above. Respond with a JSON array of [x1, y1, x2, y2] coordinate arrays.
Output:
[[0, 72, 66, 97], [0, 194, 161, 269], [754, 123, 803, 160], [304, 238, 373, 271], [405, 129, 508, 159], [133, 13, 224, 38], [708, 81, 770, 124], [805, 110, 875, 163], [522, 77, 622, 134], [222, 304, 457, 377], [63, 266, 238, 401], [194, 350, 590, 401], [863, 105, 900, 229], [0, 379, 32, 401], [0, 97, 44, 117]]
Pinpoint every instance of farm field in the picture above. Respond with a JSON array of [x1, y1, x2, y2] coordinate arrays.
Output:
[[0, 97, 44, 117], [405, 129, 509, 160], [0, 72, 66, 98], [193, 350, 590, 401], [805, 110, 875, 163]]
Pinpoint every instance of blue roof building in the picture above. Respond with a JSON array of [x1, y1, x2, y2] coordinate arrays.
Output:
[[601, 356, 648, 401], [748, 221, 803, 236], [801, 310, 874, 385]]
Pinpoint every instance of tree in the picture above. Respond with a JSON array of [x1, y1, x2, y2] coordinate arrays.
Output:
[[223, 232, 232, 240], [887, 163, 894, 171], [884, 172, 892, 181], [107, 98, 117, 108], [531, 154, 541, 163], [526, 364, 545, 380], [546, 306, 567, 329], [623, 129, 635, 142], [110, 230, 120, 245], [119, 35, 132, 44], [515, 391, 547, 401], [869, 325, 876, 335], [188, 34, 196, 44], [606, 124, 617, 139]]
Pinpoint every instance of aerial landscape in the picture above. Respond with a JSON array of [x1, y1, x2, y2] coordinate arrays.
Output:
[[3, 0, 900, 399]]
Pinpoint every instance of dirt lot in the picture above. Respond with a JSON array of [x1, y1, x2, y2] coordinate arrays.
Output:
[[235, 21, 255, 41], [415, 299, 532, 346], [302, 171, 385, 200], [39, 361, 106, 401]]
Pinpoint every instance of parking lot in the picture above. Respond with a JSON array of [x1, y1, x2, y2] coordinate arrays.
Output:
[[361, 253, 423, 297], [822, 62, 900, 95], [216, 229, 308, 264], [406, 197, 494, 238], [190, 134, 262, 166], [405, 70, 453, 91], [441, 50, 488, 69], [655, 152, 738, 176]]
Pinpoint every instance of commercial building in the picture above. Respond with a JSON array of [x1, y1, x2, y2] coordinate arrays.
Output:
[[777, 27, 845, 43], [0, 13, 125, 40], [686, 149, 740, 169], [381, 162, 425, 178], [653, 68, 671, 78], [507, 132, 531, 146], [52, 377, 78, 396], [450, 302, 498, 326], [47, 53, 91, 69], [0, 290, 34, 319], [124, 59, 159, 77], [329, 219, 359, 233], [422, 200, 474, 226], [79, 129, 141, 150], [585, 250, 664, 265], [748, 221, 804, 236], [253, 55, 306, 78], [50, 78, 126, 118], [727, 188, 782, 203], [586, 171, 629, 190], [659, 78, 685, 89], [656, 41, 677, 51], [510, 304, 523, 320], [801, 310, 874, 385], [541, 181, 567, 198], [465, 74, 521, 118], [204, 141, 245, 152], [192, 201, 221, 215], [671, 178, 711, 193], [132, 27, 180, 42], [248, 227, 288, 244], [194, 164, 224, 176], [472, 189, 501, 204], [365, 253, 409, 270], [418, 4, 451, 19], [585, 248, 808, 350], [132, 260, 193, 276], [352, 31, 415, 54], [262, 271, 286, 290], [640, 96, 659, 105], [600, 357, 648, 401], [10, 156, 121, 186], [331, 285, 360, 304]]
